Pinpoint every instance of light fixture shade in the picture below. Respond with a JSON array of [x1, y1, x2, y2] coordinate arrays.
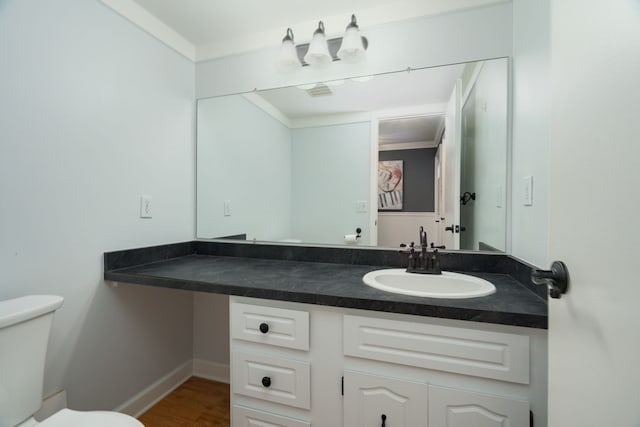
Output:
[[276, 28, 301, 72], [304, 21, 332, 67], [337, 15, 366, 63]]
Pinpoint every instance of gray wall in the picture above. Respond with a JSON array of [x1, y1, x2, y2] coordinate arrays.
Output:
[[379, 148, 436, 212]]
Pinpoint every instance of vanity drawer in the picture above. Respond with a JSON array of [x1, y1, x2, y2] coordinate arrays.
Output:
[[233, 405, 311, 427], [343, 315, 530, 384], [232, 351, 311, 409], [231, 302, 309, 351]]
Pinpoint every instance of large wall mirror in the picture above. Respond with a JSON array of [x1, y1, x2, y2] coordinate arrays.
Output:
[[196, 57, 509, 252]]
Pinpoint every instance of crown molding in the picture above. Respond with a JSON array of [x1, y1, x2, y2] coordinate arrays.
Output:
[[100, 0, 196, 61]]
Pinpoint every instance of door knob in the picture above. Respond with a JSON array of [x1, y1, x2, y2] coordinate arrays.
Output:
[[532, 261, 569, 298]]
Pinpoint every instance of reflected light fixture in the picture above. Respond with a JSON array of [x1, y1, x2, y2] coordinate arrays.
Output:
[[276, 14, 368, 71], [276, 28, 302, 72], [304, 21, 332, 67]]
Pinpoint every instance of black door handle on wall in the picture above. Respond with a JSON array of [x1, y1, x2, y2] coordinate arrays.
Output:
[[531, 261, 569, 298]]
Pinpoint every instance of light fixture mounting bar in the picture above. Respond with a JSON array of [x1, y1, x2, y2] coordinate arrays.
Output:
[[295, 36, 368, 66]]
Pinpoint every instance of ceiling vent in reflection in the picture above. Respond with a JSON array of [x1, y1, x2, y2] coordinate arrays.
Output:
[[305, 83, 333, 97]]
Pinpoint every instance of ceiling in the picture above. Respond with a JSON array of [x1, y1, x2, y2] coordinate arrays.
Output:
[[101, 0, 504, 61], [257, 63, 464, 119], [249, 62, 466, 145]]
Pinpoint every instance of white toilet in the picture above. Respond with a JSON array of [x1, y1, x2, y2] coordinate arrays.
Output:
[[0, 295, 143, 427]]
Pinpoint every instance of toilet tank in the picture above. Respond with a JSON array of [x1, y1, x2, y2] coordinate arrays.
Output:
[[0, 295, 64, 427]]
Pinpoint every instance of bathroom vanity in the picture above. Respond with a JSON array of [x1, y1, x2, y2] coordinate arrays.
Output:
[[229, 297, 544, 427], [104, 240, 547, 426]]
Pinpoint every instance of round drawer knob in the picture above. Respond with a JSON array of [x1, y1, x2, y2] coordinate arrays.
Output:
[[259, 323, 269, 334], [261, 376, 271, 388]]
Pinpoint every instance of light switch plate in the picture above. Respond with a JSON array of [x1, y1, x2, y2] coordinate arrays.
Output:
[[140, 195, 152, 218], [523, 176, 533, 206], [224, 200, 231, 216], [356, 200, 368, 213]]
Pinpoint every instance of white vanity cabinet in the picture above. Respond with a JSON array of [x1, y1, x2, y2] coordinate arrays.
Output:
[[229, 297, 546, 427]]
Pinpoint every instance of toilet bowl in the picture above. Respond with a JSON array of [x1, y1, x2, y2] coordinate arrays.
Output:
[[17, 409, 143, 427], [0, 295, 144, 427]]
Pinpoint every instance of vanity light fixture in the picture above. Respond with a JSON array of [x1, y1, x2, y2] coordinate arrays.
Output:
[[276, 28, 302, 72], [276, 14, 368, 71], [304, 21, 332, 67]]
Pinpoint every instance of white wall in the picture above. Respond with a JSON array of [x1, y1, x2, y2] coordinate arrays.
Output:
[[197, 96, 292, 241], [510, 0, 550, 267], [0, 0, 195, 411], [291, 123, 371, 245]]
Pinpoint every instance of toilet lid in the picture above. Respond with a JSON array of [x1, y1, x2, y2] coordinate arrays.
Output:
[[38, 409, 144, 427]]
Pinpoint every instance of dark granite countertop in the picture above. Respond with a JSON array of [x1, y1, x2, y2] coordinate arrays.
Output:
[[104, 243, 547, 329]]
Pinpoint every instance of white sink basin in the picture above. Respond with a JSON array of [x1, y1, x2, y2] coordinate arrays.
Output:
[[362, 269, 496, 299]]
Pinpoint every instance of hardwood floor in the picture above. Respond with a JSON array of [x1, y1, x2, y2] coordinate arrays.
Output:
[[138, 377, 230, 427]]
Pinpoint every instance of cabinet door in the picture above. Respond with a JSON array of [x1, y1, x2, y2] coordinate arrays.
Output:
[[344, 370, 428, 427], [429, 385, 529, 427]]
